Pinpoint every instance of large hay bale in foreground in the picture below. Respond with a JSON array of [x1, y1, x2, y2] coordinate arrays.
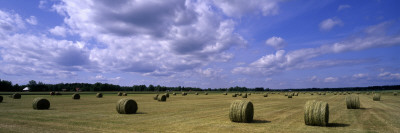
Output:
[[242, 93, 247, 98], [158, 95, 167, 102], [72, 93, 80, 100], [32, 97, 50, 110], [96, 93, 103, 98], [12, 93, 21, 99], [154, 94, 159, 100], [373, 93, 381, 101], [117, 92, 122, 96], [304, 100, 329, 126], [345, 95, 360, 109], [116, 98, 138, 114], [229, 100, 254, 123], [0, 96, 3, 102]]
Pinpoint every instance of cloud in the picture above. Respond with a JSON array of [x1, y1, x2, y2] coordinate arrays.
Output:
[[212, 0, 281, 18], [319, 18, 343, 31], [353, 73, 368, 79], [309, 76, 319, 82], [49, 26, 68, 37], [233, 22, 400, 76], [378, 72, 400, 80], [265, 36, 286, 49], [338, 5, 351, 11], [196, 68, 223, 79], [25, 16, 37, 25], [0, 10, 25, 34], [324, 77, 338, 82]]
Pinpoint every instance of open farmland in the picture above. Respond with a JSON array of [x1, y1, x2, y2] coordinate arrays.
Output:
[[0, 92, 399, 133]]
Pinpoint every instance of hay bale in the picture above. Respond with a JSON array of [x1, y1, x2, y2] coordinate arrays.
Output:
[[154, 94, 159, 100], [117, 92, 122, 96], [205, 92, 208, 95], [394, 92, 397, 96], [232, 94, 237, 97], [182, 92, 187, 96], [55, 92, 62, 95], [284, 93, 288, 96], [0, 96, 3, 103], [116, 98, 138, 114], [248, 93, 251, 96], [239, 93, 242, 96], [173, 92, 176, 95], [304, 100, 329, 126], [123, 93, 128, 96], [165, 93, 169, 98], [195, 92, 198, 95], [345, 95, 360, 109], [32, 97, 50, 110], [223, 92, 227, 95], [288, 95, 292, 98], [12, 93, 21, 99], [72, 93, 80, 100], [294, 93, 299, 96], [50, 91, 55, 96], [96, 93, 103, 98], [242, 93, 247, 98], [310, 93, 314, 95], [158, 95, 167, 102], [263, 94, 268, 97], [373, 93, 381, 101], [229, 100, 254, 123]]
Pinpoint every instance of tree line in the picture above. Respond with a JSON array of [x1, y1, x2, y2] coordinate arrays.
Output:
[[0, 79, 398, 92]]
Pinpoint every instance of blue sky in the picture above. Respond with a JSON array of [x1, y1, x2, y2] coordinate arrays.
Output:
[[0, 0, 399, 89]]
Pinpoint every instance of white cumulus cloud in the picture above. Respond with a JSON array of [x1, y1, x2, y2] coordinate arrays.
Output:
[[265, 36, 286, 49], [319, 18, 343, 31], [212, 0, 281, 18], [324, 77, 338, 82]]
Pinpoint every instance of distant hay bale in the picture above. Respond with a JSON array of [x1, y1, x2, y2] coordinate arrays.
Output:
[[195, 92, 198, 95], [12, 93, 21, 99], [173, 93, 176, 95], [288, 95, 292, 98], [123, 93, 128, 96], [229, 100, 254, 123], [72, 93, 80, 100], [373, 93, 381, 101], [158, 95, 167, 102], [0, 96, 3, 103], [165, 93, 169, 98], [310, 93, 314, 95], [116, 98, 138, 114], [205, 92, 208, 95], [182, 92, 187, 96], [55, 92, 62, 95], [223, 92, 227, 95], [96, 93, 103, 98], [242, 93, 247, 98], [248, 93, 251, 96], [232, 94, 237, 97], [263, 94, 268, 97], [345, 95, 360, 109], [117, 92, 122, 96], [394, 92, 398, 96], [304, 100, 329, 126], [284, 93, 288, 96], [239, 93, 242, 96], [50, 91, 55, 96], [154, 94, 159, 100], [294, 93, 299, 96], [32, 97, 50, 110]]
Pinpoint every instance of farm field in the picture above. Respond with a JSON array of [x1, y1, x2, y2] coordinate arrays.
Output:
[[0, 92, 399, 133]]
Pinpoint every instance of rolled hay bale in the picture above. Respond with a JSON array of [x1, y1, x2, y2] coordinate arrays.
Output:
[[50, 91, 55, 96], [248, 93, 251, 96], [195, 92, 198, 95], [263, 94, 268, 97], [373, 93, 381, 101], [55, 92, 62, 95], [394, 92, 398, 96], [12, 93, 21, 99], [32, 97, 50, 110], [294, 93, 299, 96], [288, 95, 292, 98], [96, 93, 103, 98], [154, 94, 159, 100], [310, 93, 314, 95], [158, 95, 167, 102], [304, 100, 329, 126], [232, 94, 237, 97], [223, 92, 227, 95], [182, 92, 188, 96], [284, 93, 288, 96], [165, 93, 169, 98], [173, 92, 176, 95], [345, 95, 360, 109], [72, 93, 80, 100], [229, 100, 254, 123], [242, 93, 247, 98], [0, 96, 3, 102], [117, 92, 122, 96], [116, 98, 138, 114], [123, 93, 128, 96], [205, 92, 208, 95]]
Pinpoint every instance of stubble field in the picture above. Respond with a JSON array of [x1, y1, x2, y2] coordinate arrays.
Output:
[[0, 92, 399, 133]]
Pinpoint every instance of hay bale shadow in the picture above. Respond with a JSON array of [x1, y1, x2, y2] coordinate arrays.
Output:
[[136, 112, 147, 114], [252, 119, 271, 123], [327, 123, 349, 127], [359, 107, 370, 110]]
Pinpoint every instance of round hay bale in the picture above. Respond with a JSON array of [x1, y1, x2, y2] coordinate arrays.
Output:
[[96, 93, 103, 98], [229, 100, 254, 123], [165, 93, 169, 98], [50, 91, 55, 96], [55, 92, 62, 95], [32, 97, 50, 110], [12, 93, 21, 99], [205, 92, 208, 95], [294, 93, 299, 96], [242, 93, 247, 98], [304, 100, 329, 126], [345, 95, 360, 109], [116, 98, 138, 114], [123, 93, 128, 96], [0, 96, 3, 103], [195, 92, 198, 95], [284, 93, 288, 96], [263, 94, 268, 97], [394, 92, 397, 96], [182, 92, 187, 96], [173, 92, 176, 95], [310, 93, 314, 95], [154, 94, 159, 100], [158, 95, 167, 102], [373, 93, 381, 101], [72, 93, 80, 100], [117, 92, 122, 96], [232, 94, 237, 97], [223, 92, 227, 95], [248, 93, 251, 96], [288, 95, 292, 98]]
